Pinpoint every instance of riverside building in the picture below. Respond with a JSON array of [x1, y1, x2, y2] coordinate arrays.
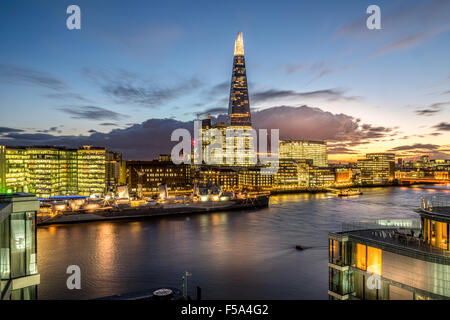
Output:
[[0, 145, 121, 198], [125, 155, 191, 195], [357, 153, 395, 185], [328, 195, 450, 300]]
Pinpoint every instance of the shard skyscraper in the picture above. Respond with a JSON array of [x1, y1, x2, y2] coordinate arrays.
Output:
[[228, 32, 252, 128]]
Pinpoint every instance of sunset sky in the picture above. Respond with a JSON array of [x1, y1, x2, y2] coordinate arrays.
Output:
[[0, 0, 449, 161]]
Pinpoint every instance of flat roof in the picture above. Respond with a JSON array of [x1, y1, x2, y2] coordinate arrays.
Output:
[[340, 228, 450, 264], [418, 207, 450, 222]]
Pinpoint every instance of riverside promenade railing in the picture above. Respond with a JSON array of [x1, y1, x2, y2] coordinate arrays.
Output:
[[421, 196, 450, 212], [342, 218, 421, 232]]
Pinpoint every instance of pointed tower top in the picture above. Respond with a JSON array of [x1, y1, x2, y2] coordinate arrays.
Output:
[[234, 32, 244, 56]]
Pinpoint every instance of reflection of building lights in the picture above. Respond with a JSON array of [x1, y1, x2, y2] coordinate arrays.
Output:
[[212, 195, 219, 201], [220, 196, 229, 201], [200, 195, 209, 202]]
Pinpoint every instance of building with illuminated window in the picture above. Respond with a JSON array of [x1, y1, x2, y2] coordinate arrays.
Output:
[[0, 145, 120, 198], [273, 159, 310, 192], [357, 153, 395, 185], [197, 33, 256, 167], [1, 193, 40, 300], [328, 196, 450, 300], [279, 140, 328, 167], [125, 155, 191, 195], [334, 168, 353, 187], [196, 166, 238, 191], [228, 32, 251, 128], [237, 167, 273, 192]]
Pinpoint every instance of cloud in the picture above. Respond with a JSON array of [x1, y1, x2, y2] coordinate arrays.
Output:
[[0, 64, 67, 91], [36, 127, 61, 134], [99, 123, 119, 127], [0, 105, 395, 160], [285, 61, 333, 78], [389, 143, 440, 151], [56, 106, 127, 121], [43, 92, 90, 102], [196, 107, 228, 117], [415, 101, 450, 116], [0, 127, 24, 134], [433, 122, 450, 131], [327, 146, 359, 155], [336, 1, 450, 60], [251, 88, 360, 105], [372, 25, 450, 57], [83, 67, 202, 108], [337, 1, 450, 38]]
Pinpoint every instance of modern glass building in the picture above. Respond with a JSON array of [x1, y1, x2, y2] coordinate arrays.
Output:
[[198, 32, 256, 167], [328, 195, 450, 300], [357, 153, 395, 185], [228, 32, 251, 127], [0, 145, 121, 198], [279, 140, 328, 167], [1, 193, 40, 300]]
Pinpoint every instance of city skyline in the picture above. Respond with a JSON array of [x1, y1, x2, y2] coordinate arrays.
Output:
[[1, 0, 450, 162]]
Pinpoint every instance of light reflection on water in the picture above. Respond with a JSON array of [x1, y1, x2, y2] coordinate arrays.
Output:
[[37, 186, 448, 300]]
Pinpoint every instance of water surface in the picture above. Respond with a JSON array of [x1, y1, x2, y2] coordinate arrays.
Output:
[[37, 186, 449, 299]]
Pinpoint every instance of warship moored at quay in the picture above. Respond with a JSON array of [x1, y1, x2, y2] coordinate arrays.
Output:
[[37, 183, 270, 225]]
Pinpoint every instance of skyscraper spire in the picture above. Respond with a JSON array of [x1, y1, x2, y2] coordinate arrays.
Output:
[[234, 32, 244, 56], [228, 32, 251, 127]]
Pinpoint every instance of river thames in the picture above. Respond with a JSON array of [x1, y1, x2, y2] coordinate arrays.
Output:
[[37, 185, 449, 299]]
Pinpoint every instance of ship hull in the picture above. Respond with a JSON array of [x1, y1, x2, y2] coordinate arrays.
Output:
[[37, 195, 270, 226]]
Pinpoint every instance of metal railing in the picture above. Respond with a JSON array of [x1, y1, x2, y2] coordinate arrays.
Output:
[[421, 196, 450, 211], [342, 218, 421, 232]]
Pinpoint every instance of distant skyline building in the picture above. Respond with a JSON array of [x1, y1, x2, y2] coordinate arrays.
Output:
[[357, 153, 395, 185], [279, 140, 328, 167], [228, 32, 252, 127]]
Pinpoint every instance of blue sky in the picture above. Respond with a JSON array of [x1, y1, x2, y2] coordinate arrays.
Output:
[[0, 0, 449, 161]]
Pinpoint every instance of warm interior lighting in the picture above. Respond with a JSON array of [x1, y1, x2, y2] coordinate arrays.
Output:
[[234, 32, 244, 56], [367, 246, 382, 276], [356, 243, 367, 270]]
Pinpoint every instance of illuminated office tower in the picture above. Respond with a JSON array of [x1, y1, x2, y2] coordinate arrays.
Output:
[[58, 148, 78, 196], [1, 147, 27, 194], [26, 147, 61, 198], [225, 32, 256, 166], [228, 32, 251, 127], [279, 140, 328, 167], [77, 146, 106, 195], [357, 153, 395, 185], [0, 145, 118, 198]]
